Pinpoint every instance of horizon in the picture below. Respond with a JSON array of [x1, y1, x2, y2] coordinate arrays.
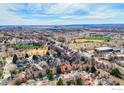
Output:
[[1, 23, 124, 26]]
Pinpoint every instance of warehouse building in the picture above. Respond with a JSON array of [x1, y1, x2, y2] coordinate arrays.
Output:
[[94, 47, 113, 53]]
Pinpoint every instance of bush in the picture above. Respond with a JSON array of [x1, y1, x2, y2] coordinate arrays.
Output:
[[57, 78, 64, 85], [110, 68, 122, 79]]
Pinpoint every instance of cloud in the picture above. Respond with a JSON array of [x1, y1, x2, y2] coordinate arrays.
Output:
[[0, 3, 124, 25]]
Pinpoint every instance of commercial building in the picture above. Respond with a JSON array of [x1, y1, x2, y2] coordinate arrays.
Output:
[[94, 47, 113, 52]]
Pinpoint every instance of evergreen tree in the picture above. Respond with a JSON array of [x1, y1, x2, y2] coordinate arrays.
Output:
[[32, 55, 38, 60], [46, 51, 50, 56], [91, 66, 96, 73], [47, 69, 53, 81], [0, 70, 2, 78], [0, 61, 3, 65], [12, 54, 18, 64], [25, 53, 29, 58], [85, 66, 90, 72], [57, 78, 64, 85], [110, 68, 122, 79], [15, 79, 21, 85], [75, 78, 82, 85], [57, 66, 62, 74], [39, 73, 43, 79]]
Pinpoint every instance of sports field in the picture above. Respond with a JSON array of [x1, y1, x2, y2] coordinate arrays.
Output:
[[84, 37, 112, 41]]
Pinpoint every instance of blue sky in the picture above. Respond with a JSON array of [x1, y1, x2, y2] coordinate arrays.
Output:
[[0, 3, 124, 25]]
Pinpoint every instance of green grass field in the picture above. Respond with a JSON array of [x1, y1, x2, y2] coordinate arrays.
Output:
[[13, 45, 40, 49], [84, 37, 112, 41]]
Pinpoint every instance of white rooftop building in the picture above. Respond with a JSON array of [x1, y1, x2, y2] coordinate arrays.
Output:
[[95, 47, 113, 52]]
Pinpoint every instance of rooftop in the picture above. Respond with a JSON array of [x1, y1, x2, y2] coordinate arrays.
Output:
[[95, 47, 113, 51]]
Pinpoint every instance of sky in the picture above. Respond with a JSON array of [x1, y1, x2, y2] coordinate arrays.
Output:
[[0, 3, 124, 25]]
